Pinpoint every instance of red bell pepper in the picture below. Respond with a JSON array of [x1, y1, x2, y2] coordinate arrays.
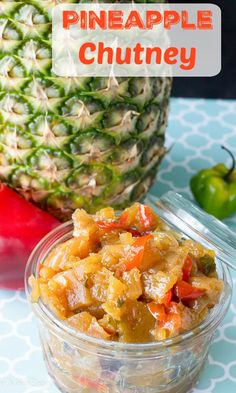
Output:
[[162, 310, 182, 331], [118, 211, 129, 226], [182, 256, 193, 282], [0, 184, 59, 290], [139, 204, 155, 231], [73, 375, 109, 393], [122, 234, 153, 271], [160, 289, 173, 307], [174, 280, 205, 301], [96, 211, 142, 237], [96, 220, 124, 230], [148, 301, 181, 332], [148, 302, 166, 321]]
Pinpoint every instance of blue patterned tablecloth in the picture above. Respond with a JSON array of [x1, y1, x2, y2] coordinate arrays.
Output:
[[0, 98, 236, 393]]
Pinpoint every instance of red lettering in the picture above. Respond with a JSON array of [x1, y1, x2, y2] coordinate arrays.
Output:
[[197, 10, 213, 29], [108, 11, 124, 29], [63, 11, 79, 30], [97, 42, 113, 65], [146, 47, 162, 65], [146, 11, 162, 29], [80, 10, 87, 29], [180, 48, 196, 70], [164, 47, 178, 64], [125, 10, 145, 29], [79, 42, 96, 64], [89, 11, 106, 29], [116, 47, 131, 64], [182, 11, 196, 30], [133, 43, 144, 65], [164, 11, 180, 29]]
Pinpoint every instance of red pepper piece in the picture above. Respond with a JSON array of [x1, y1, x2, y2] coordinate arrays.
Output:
[[119, 211, 129, 226], [38, 263, 44, 275], [0, 184, 59, 290], [148, 301, 181, 333], [174, 280, 205, 301], [96, 211, 129, 231], [139, 204, 155, 231], [96, 211, 142, 237], [160, 290, 173, 307], [148, 302, 166, 322], [96, 220, 141, 236], [122, 234, 153, 271], [128, 228, 143, 237], [162, 311, 182, 331], [166, 301, 180, 314], [96, 220, 123, 230], [182, 256, 193, 282], [74, 375, 109, 393]]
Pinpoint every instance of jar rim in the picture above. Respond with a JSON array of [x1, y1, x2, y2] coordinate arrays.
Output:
[[25, 218, 232, 356]]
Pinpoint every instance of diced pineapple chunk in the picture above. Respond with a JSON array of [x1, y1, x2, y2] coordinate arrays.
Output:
[[151, 327, 167, 341], [43, 237, 92, 271], [95, 207, 115, 220], [43, 242, 76, 271], [68, 311, 92, 330], [153, 231, 179, 251], [73, 254, 102, 280], [100, 231, 121, 246], [182, 240, 215, 260], [103, 302, 123, 321], [119, 232, 134, 245], [51, 269, 93, 310], [91, 268, 113, 302], [142, 271, 178, 302], [99, 314, 118, 336], [39, 265, 56, 280], [176, 302, 208, 332], [163, 246, 190, 276], [67, 237, 94, 259], [39, 282, 68, 319], [122, 268, 142, 300], [103, 276, 127, 320], [99, 244, 126, 270], [121, 203, 140, 227], [48, 271, 68, 291], [189, 277, 223, 306], [106, 276, 127, 301], [67, 312, 111, 340], [141, 241, 162, 271], [72, 209, 99, 243], [28, 275, 40, 303], [86, 303, 105, 319], [66, 281, 93, 311], [121, 203, 162, 232], [118, 301, 155, 343]]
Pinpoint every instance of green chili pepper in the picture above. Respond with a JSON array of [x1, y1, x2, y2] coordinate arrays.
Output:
[[190, 146, 236, 219], [198, 255, 216, 276]]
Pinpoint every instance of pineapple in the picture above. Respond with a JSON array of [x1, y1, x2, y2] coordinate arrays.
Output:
[[0, 1, 171, 220]]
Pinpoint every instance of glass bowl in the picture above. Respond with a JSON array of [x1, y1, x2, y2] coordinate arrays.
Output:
[[25, 192, 233, 393]]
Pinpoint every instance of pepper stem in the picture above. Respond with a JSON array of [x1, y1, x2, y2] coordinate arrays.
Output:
[[221, 145, 235, 181]]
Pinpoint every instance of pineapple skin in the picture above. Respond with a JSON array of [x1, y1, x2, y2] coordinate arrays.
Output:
[[0, 1, 171, 220]]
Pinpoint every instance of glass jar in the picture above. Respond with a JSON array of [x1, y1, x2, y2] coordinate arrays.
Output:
[[25, 192, 233, 393]]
